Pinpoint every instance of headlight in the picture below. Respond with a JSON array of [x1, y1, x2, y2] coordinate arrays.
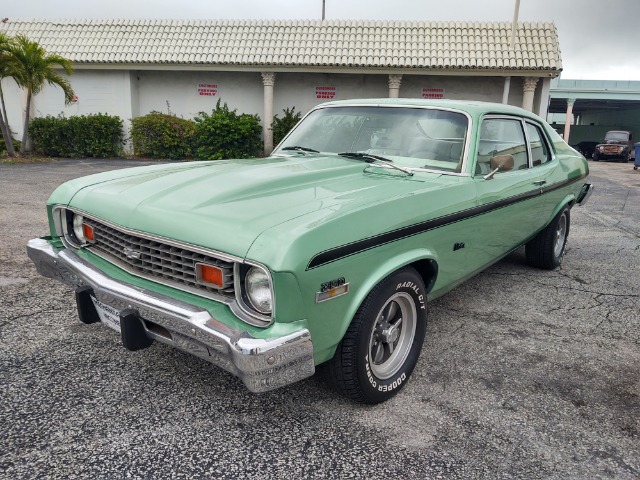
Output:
[[67, 210, 94, 246], [244, 266, 273, 314], [73, 213, 86, 243]]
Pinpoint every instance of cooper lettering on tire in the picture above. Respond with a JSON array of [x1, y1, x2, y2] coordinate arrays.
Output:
[[327, 267, 427, 404]]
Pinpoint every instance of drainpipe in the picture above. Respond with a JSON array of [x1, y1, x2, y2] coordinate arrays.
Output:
[[502, 77, 511, 104], [502, 0, 520, 104]]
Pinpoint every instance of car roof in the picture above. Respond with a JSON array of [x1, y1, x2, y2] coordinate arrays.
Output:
[[317, 98, 542, 120]]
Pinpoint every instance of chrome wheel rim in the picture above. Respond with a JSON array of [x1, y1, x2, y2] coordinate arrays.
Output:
[[368, 292, 417, 380], [554, 212, 568, 258]]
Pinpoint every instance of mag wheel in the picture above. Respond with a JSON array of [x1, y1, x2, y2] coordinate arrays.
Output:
[[328, 267, 427, 404]]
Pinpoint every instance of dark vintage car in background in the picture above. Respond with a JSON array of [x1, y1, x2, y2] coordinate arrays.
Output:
[[571, 141, 598, 159], [593, 130, 634, 162], [28, 99, 593, 404]]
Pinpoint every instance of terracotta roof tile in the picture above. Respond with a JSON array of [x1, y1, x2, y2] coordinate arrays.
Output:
[[0, 18, 561, 72]]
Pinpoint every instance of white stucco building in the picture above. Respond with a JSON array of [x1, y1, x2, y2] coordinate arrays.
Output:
[[1, 19, 562, 153]]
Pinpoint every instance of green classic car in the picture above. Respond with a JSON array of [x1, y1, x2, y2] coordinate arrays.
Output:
[[27, 99, 593, 404]]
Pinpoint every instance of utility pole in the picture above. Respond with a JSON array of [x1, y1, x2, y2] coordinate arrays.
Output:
[[322, 0, 326, 20]]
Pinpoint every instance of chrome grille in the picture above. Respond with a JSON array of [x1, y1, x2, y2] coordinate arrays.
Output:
[[84, 218, 235, 297]]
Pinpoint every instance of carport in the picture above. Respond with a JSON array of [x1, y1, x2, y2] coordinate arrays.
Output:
[[548, 79, 640, 145]]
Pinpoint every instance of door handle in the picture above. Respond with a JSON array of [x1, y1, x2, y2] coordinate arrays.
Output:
[[533, 180, 547, 186]]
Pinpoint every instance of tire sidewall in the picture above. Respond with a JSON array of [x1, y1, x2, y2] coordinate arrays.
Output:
[[552, 207, 570, 266], [355, 270, 427, 403]]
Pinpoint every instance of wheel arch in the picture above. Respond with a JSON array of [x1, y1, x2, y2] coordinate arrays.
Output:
[[322, 250, 437, 362], [547, 193, 575, 224]]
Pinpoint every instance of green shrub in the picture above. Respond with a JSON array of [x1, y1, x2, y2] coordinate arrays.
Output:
[[130, 112, 196, 160], [29, 116, 67, 156], [29, 114, 124, 158], [193, 100, 262, 160], [272, 106, 302, 146]]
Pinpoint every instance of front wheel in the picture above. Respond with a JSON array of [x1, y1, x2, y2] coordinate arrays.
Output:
[[526, 206, 570, 270], [327, 267, 427, 404]]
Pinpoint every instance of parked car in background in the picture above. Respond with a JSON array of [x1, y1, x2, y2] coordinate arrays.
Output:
[[571, 141, 598, 159], [27, 99, 592, 404], [593, 130, 634, 162]]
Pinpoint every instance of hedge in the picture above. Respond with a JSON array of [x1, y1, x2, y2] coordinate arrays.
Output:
[[29, 114, 124, 158], [130, 112, 195, 160], [193, 100, 263, 160]]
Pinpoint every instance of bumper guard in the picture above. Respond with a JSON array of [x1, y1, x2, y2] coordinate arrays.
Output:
[[27, 237, 315, 393]]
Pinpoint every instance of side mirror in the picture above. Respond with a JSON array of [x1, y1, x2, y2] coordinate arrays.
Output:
[[484, 154, 514, 180]]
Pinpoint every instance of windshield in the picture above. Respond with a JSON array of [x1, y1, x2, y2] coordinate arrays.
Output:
[[605, 131, 629, 141], [273, 106, 469, 173]]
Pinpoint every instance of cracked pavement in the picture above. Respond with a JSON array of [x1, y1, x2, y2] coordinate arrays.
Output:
[[1, 159, 638, 479]]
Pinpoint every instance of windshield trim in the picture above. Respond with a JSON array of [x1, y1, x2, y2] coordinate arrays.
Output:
[[272, 103, 474, 176]]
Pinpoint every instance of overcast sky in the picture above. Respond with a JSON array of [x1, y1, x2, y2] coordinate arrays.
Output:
[[3, 0, 639, 81]]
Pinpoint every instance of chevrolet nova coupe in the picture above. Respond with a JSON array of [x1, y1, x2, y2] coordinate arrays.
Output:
[[28, 99, 593, 404]]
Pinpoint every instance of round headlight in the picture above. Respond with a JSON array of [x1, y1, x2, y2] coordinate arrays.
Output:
[[244, 266, 273, 315], [73, 214, 86, 243]]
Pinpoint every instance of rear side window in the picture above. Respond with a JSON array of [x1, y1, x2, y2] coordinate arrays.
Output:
[[526, 123, 552, 166]]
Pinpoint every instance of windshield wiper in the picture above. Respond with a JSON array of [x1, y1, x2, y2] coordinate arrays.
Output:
[[281, 146, 320, 154], [338, 152, 414, 176]]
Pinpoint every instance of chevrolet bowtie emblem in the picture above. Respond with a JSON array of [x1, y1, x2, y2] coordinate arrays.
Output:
[[123, 247, 141, 260]]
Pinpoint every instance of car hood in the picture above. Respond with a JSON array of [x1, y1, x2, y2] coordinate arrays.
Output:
[[66, 155, 441, 259]]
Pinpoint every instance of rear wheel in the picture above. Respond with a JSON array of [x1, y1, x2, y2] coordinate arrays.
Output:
[[327, 267, 427, 404], [526, 206, 570, 270]]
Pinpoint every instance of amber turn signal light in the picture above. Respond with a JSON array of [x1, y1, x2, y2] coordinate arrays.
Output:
[[195, 263, 224, 287], [82, 223, 95, 242]]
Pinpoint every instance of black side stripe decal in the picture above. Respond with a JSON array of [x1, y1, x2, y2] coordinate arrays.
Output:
[[306, 175, 586, 270]]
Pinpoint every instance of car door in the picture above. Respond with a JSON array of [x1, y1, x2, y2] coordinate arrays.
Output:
[[471, 115, 549, 262]]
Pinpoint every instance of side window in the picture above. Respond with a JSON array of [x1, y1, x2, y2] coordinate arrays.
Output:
[[476, 118, 528, 175], [526, 123, 552, 166]]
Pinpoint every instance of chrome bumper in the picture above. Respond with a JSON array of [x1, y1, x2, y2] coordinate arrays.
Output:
[[576, 183, 594, 206], [26, 237, 315, 393]]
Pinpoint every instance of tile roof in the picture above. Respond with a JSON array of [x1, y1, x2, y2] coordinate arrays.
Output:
[[0, 19, 562, 73]]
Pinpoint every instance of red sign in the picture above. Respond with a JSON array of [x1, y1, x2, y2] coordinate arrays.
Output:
[[198, 83, 218, 96], [316, 86, 336, 99], [422, 88, 444, 99]]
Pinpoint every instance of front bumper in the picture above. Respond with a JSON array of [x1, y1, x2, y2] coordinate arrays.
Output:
[[27, 237, 315, 393]]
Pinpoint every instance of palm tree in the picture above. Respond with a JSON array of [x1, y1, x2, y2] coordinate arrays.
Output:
[[6, 35, 74, 153], [0, 32, 16, 156]]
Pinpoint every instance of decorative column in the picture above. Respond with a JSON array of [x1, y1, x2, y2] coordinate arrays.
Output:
[[521, 76, 539, 112], [388, 74, 402, 98], [564, 98, 576, 143], [261, 72, 276, 155]]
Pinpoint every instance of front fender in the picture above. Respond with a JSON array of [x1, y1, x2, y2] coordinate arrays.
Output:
[[320, 248, 438, 362]]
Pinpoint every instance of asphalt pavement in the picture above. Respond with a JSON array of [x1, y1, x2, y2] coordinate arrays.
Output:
[[0, 158, 638, 479]]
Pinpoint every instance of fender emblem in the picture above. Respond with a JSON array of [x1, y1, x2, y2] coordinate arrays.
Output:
[[316, 278, 349, 303], [123, 247, 141, 260]]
